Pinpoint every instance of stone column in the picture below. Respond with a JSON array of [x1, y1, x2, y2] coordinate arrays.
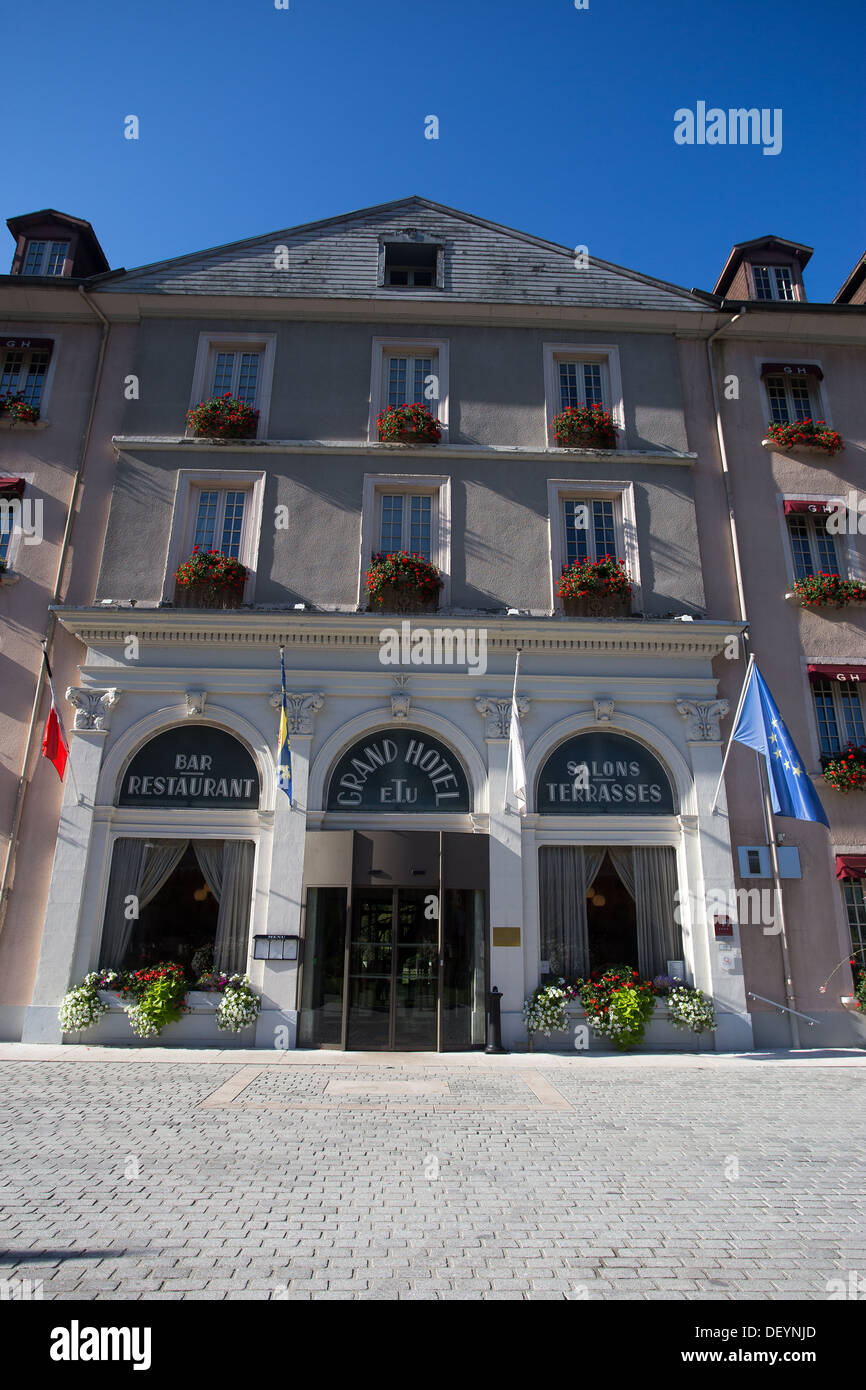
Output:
[[476, 697, 528, 1049], [22, 688, 121, 1044], [676, 698, 753, 1051], [255, 693, 323, 1049]]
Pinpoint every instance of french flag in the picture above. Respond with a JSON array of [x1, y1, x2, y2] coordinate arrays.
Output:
[[41, 653, 69, 781]]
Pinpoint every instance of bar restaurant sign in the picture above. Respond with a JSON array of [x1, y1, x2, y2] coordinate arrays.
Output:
[[328, 730, 470, 811], [118, 727, 260, 808], [537, 732, 674, 815]]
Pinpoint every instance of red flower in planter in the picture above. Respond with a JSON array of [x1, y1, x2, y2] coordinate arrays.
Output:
[[376, 403, 442, 444], [551, 403, 617, 448]]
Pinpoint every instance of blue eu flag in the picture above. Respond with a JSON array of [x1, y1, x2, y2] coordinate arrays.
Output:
[[277, 647, 292, 804], [731, 663, 829, 826]]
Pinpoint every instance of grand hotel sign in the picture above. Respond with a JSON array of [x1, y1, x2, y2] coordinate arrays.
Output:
[[327, 730, 470, 811], [537, 732, 674, 815]]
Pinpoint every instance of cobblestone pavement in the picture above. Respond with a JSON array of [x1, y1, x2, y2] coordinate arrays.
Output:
[[1, 1054, 864, 1301]]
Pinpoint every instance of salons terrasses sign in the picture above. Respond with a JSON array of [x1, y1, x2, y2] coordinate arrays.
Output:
[[118, 727, 260, 809], [537, 732, 674, 815], [327, 730, 470, 811]]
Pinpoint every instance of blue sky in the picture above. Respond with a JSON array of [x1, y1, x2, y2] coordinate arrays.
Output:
[[6, 0, 865, 300]]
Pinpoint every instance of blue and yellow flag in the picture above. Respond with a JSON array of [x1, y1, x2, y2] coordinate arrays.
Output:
[[277, 647, 292, 804], [732, 663, 829, 826]]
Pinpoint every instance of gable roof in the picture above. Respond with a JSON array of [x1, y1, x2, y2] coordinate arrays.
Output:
[[94, 196, 705, 311], [834, 251, 866, 304]]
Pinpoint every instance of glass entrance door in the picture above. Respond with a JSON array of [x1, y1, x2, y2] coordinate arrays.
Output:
[[347, 888, 438, 1050]]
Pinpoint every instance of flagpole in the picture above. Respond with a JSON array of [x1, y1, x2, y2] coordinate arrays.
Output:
[[503, 649, 521, 813], [710, 653, 755, 815], [755, 749, 800, 1049]]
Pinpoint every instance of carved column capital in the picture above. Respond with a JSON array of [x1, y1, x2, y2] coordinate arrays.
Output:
[[475, 696, 529, 740], [269, 690, 325, 735], [675, 698, 729, 742], [65, 687, 121, 733]]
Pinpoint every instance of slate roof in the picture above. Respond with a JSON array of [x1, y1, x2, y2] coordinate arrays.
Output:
[[94, 197, 705, 311]]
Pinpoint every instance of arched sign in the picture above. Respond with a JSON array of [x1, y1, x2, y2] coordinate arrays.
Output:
[[327, 729, 470, 812], [537, 732, 675, 815], [118, 726, 260, 809]]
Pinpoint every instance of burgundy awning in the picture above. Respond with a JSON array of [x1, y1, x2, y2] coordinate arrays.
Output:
[[784, 500, 831, 515], [0, 476, 25, 497], [761, 362, 824, 380], [836, 854, 866, 881], [807, 663, 866, 683], [2, 337, 53, 353]]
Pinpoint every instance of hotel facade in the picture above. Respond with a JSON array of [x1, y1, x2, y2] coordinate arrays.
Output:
[[1, 200, 863, 1051]]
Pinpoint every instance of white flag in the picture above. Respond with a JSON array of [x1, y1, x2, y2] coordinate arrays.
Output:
[[510, 651, 527, 813]]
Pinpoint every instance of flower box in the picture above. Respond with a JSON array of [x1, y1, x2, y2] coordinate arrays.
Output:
[[822, 746, 866, 792], [377, 403, 441, 445], [791, 575, 866, 608], [186, 393, 259, 439], [372, 582, 439, 614], [762, 420, 843, 457], [562, 592, 631, 618], [557, 556, 632, 616], [551, 404, 617, 449], [174, 581, 244, 609], [365, 551, 443, 613], [0, 394, 40, 424], [174, 547, 248, 608]]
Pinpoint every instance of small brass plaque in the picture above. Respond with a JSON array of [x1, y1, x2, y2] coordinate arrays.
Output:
[[492, 927, 521, 948]]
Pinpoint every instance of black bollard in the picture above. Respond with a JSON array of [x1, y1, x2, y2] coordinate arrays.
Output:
[[485, 986, 508, 1054]]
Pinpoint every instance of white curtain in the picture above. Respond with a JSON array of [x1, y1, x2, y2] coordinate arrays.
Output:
[[193, 841, 224, 901], [101, 838, 190, 966], [101, 839, 149, 965], [213, 841, 255, 975], [634, 847, 682, 977], [539, 846, 607, 978]]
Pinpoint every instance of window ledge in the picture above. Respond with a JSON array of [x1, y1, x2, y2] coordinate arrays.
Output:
[[762, 437, 844, 458], [0, 569, 20, 586], [111, 435, 697, 465], [0, 419, 49, 431]]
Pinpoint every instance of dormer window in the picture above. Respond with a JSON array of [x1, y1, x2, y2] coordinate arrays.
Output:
[[22, 240, 69, 276], [382, 241, 440, 288], [752, 264, 795, 301]]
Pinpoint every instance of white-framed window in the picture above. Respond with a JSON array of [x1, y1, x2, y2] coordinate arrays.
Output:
[[811, 678, 866, 756], [765, 372, 821, 424], [543, 343, 624, 444], [368, 338, 449, 442], [753, 265, 795, 301], [162, 469, 266, 602], [22, 240, 69, 276], [843, 878, 866, 959], [0, 476, 34, 574], [188, 334, 277, 437], [1, 346, 51, 408], [359, 472, 451, 608], [547, 479, 640, 611], [787, 512, 843, 581]]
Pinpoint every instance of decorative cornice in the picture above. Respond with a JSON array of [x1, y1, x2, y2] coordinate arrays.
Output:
[[268, 690, 325, 734], [475, 695, 530, 739], [675, 697, 730, 741], [54, 607, 745, 660], [66, 686, 120, 732]]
